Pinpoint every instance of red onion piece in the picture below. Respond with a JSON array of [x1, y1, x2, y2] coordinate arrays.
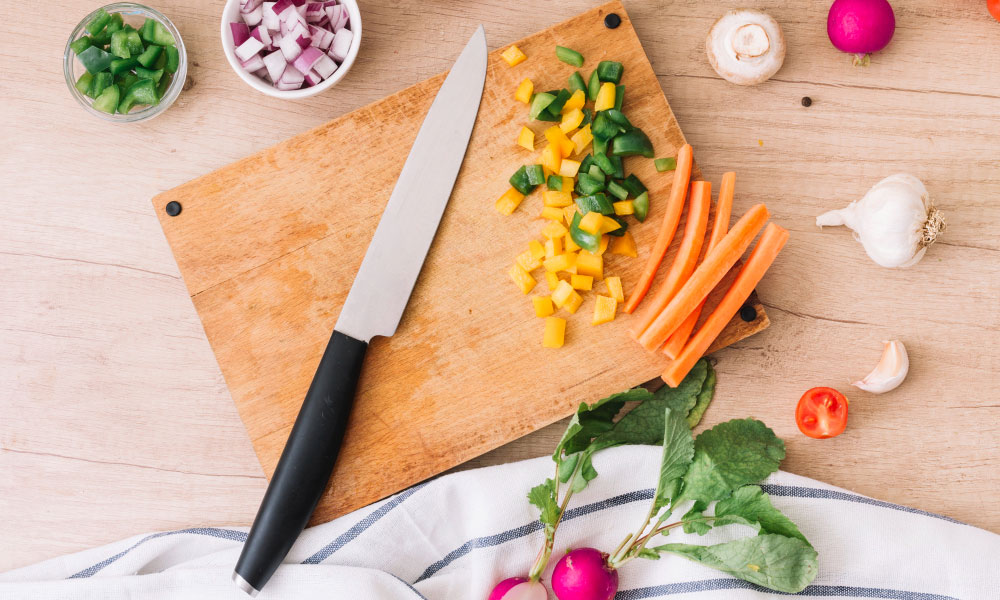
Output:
[[305, 2, 325, 22], [304, 68, 322, 86], [329, 28, 352, 62], [240, 53, 266, 71], [262, 2, 280, 30], [278, 33, 303, 61], [243, 6, 263, 27], [292, 46, 324, 73], [312, 54, 337, 79], [331, 5, 348, 32], [253, 25, 272, 48], [253, 66, 269, 79], [262, 50, 287, 82], [272, 0, 295, 21], [230, 22, 251, 46], [240, 0, 264, 12], [280, 64, 305, 84], [235, 37, 265, 61]]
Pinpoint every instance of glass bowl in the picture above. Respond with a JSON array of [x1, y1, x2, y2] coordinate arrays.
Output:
[[63, 3, 187, 122]]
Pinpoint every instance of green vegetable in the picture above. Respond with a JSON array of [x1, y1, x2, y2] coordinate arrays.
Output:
[[714, 485, 809, 542], [555, 45, 584, 67], [136, 44, 162, 68], [587, 69, 600, 101], [593, 135, 608, 157], [686, 365, 716, 428], [546, 174, 564, 191], [575, 173, 605, 196], [578, 154, 595, 175], [69, 36, 93, 55], [596, 60, 624, 84], [579, 107, 593, 127], [568, 71, 586, 94], [135, 66, 165, 83], [591, 111, 622, 140], [604, 108, 632, 130], [605, 215, 628, 237], [118, 78, 158, 114], [614, 84, 625, 111], [110, 58, 138, 76], [607, 180, 629, 201], [541, 89, 572, 119], [569, 212, 602, 254], [163, 45, 180, 73], [508, 165, 536, 195], [655, 157, 677, 172], [85, 8, 111, 35], [525, 164, 546, 186], [529, 92, 556, 120], [611, 129, 654, 158], [92, 84, 121, 114], [88, 71, 113, 98], [651, 407, 694, 511], [141, 17, 175, 46], [116, 72, 139, 92], [106, 13, 124, 36], [592, 152, 617, 176], [587, 164, 605, 184], [156, 73, 173, 99], [77, 45, 112, 74], [110, 29, 131, 59], [609, 155, 624, 179], [575, 193, 613, 216], [126, 29, 144, 55], [74, 72, 94, 95], [621, 174, 647, 198]]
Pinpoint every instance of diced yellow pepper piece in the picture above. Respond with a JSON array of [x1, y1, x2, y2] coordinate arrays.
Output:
[[516, 249, 541, 272], [578, 211, 604, 235], [545, 271, 560, 291], [515, 78, 533, 104], [495, 187, 525, 215], [595, 234, 610, 256], [543, 190, 573, 207], [561, 176, 574, 189], [599, 216, 622, 234], [517, 126, 534, 151], [541, 206, 564, 221], [544, 126, 576, 158], [509, 263, 536, 294], [541, 143, 562, 173], [592, 295, 617, 325], [529, 240, 546, 261], [570, 124, 593, 156], [563, 289, 584, 314], [501, 45, 527, 67], [558, 158, 582, 178], [563, 89, 586, 112], [544, 252, 577, 273], [564, 232, 581, 253], [609, 230, 638, 257], [613, 200, 634, 216], [542, 220, 568, 239], [559, 108, 584, 134], [576, 251, 604, 279], [604, 276, 625, 303], [544, 236, 562, 258], [551, 280, 574, 307], [533, 296, 555, 317], [562, 206, 579, 227], [595, 82, 616, 111], [543, 316, 566, 348], [563, 252, 578, 274], [571, 274, 593, 291]]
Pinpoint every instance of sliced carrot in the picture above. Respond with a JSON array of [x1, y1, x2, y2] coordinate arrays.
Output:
[[630, 180, 711, 339], [662, 223, 789, 386], [623, 144, 693, 314], [662, 172, 735, 358], [636, 203, 769, 351]]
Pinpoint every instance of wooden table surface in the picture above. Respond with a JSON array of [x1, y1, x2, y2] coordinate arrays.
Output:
[[2, 0, 998, 572]]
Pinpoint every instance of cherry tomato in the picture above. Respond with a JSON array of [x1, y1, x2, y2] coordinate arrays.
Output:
[[990, 0, 1000, 22], [795, 387, 849, 439]]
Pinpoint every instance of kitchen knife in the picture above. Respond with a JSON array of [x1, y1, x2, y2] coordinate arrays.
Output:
[[232, 26, 487, 596]]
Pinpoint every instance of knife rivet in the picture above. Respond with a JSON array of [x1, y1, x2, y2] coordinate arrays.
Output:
[[739, 304, 757, 322], [165, 201, 182, 217], [604, 13, 621, 29]]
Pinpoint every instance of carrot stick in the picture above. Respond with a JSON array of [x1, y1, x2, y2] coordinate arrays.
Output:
[[662, 172, 735, 358], [662, 223, 789, 387], [630, 180, 711, 339], [636, 203, 769, 351], [623, 144, 693, 314]]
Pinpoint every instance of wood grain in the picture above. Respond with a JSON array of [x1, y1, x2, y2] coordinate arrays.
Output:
[[152, 1, 767, 525], [2, 0, 998, 573]]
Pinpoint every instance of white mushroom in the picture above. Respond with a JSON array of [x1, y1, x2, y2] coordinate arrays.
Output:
[[706, 9, 786, 86]]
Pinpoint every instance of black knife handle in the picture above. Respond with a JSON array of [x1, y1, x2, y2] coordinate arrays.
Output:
[[233, 330, 367, 595]]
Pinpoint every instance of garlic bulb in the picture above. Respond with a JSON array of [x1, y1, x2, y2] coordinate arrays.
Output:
[[852, 340, 908, 394], [706, 9, 786, 85], [816, 174, 945, 268]]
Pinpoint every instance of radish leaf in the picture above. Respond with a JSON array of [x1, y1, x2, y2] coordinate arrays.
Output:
[[714, 485, 810, 545], [652, 407, 695, 511]]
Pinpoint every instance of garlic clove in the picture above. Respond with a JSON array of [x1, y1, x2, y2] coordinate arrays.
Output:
[[852, 340, 909, 394], [706, 9, 786, 86]]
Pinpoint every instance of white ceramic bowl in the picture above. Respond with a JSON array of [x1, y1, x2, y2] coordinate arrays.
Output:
[[220, 0, 362, 99]]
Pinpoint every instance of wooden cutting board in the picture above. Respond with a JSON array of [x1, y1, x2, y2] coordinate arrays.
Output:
[[153, 1, 767, 524]]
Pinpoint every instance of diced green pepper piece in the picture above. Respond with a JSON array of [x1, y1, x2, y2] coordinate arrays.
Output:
[[633, 191, 650, 222], [539, 89, 572, 120], [578, 154, 595, 175], [575, 192, 614, 216], [596, 61, 624, 84], [110, 30, 131, 59], [77, 45, 113, 74], [604, 109, 632, 130], [141, 18, 176, 46], [568, 71, 586, 94], [614, 85, 625, 111], [126, 30, 144, 55], [152, 47, 168, 70], [525, 164, 546, 186], [587, 70, 600, 101], [106, 13, 124, 35], [119, 78, 158, 113], [110, 57, 137, 75], [529, 92, 556, 120], [592, 152, 617, 176], [607, 180, 629, 201], [579, 108, 592, 127], [156, 73, 173, 98], [508, 165, 536, 195], [621, 174, 648, 198], [587, 164, 605, 184], [116, 72, 139, 91], [569, 212, 601, 253], [69, 36, 93, 55], [655, 157, 678, 172], [610, 156, 624, 179], [605, 215, 629, 237], [74, 72, 94, 95], [546, 174, 563, 191], [593, 135, 609, 157], [611, 129, 654, 158], [135, 66, 165, 83], [163, 45, 180, 73], [591, 111, 621, 141], [555, 45, 584, 68], [85, 8, 111, 35], [92, 84, 121, 114], [89, 29, 111, 46], [575, 173, 605, 196], [136, 44, 162, 68], [88, 71, 113, 98]]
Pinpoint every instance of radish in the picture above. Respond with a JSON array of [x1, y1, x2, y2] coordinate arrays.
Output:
[[487, 577, 548, 600], [551, 548, 618, 600], [827, 0, 895, 66]]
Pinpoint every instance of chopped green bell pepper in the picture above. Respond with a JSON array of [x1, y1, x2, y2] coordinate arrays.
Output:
[[163, 45, 179, 72], [509, 165, 536, 195], [109, 57, 137, 75], [593, 135, 609, 157], [546, 174, 564, 191], [611, 129, 654, 158], [587, 165, 605, 184], [610, 155, 624, 179], [592, 152, 617, 177], [156, 73, 173, 99], [118, 78, 158, 114], [604, 109, 632, 130], [569, 212, 601, 253], [141, 18, 175, 46], [655, 157, 678, 172], [525, 164, 546, 187], [116, 72, 139, 91], [614, 84, 625, 111], [575, 192, 614, 215], [578, 154, 595, 175], [74, 72, 94, 95], [87, 71, 113, 99], [136, 44, 162, 68], [69, 36, 93, 55], [633, 191, 650, 222], [110, 30, 131, 59], [607, 180, 629, 201], [575, 173, 605, 196], [126, 30, 144, 55], [568, 71, 586, 94], [77, 45, 112, 74], [579, 108, 592, 127], [92, 84, 121, 114], [529, 92, 556, 120], [605, 215, 629, 237], [106, 13, 124, 35], [538, 89, 571, 120], [555, 46, 584, 68], [596, 61, 624, 84], [621, 174, 647, 198], [85, 8, 111, 35], [135, 66, 165, 83], [591, 111, 621, 140], [587, 70, 600, 101]]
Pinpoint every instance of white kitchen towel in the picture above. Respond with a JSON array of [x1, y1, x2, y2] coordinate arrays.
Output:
[[2, 445, 998, 600]]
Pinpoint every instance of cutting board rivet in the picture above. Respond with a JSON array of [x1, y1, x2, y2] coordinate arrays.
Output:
[[165, 201, 182, 217], [604, 13, 621, 28], [739, 304, 757, 322]]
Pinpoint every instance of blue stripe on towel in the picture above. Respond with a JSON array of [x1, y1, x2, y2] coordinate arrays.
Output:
[[68, 528, 247, 579], [759, 485, 964, 526], [616, 579, 959, 599]]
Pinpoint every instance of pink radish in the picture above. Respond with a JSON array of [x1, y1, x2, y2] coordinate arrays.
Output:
[[551, 548, 618, 600], [827, 0, 895, 65], [488, 577, 548, 600]]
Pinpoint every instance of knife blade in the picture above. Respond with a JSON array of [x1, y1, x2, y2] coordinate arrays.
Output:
[[232, 26, 487, 596]]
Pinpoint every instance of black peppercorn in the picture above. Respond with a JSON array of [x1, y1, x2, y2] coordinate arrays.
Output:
[[801, 96, 812, 107], [604, 13, 621, 29], [739, 304, 757, 322], [165, 201, 182, 217]]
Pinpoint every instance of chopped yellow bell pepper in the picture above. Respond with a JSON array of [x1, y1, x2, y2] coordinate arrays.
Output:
[[541, 143, 562, 173], [529, 240, 546, 261], [544, 126, 576, 158], [599, 216, 622, 234], [509, 263, 536, 294], [592, 295, 617, 325], [542, 316, 566, 348], [558, 158, 582, 178], [571, 274, 593, 291], [533, 295, 555, 317], [544, 236, 562, 258], [541, 206, 564, 221], [570, 124, 593, 156], [604, 276, 625, 303], [595, 234, 610, 256], [543, 190, 573, 207], [561, 176, 574, 190], [578, 211, 604, 235], [613, 200, 634, 216], [541, 220, 568, 239], [495, 187, 525, 215], [564, 232, 581, 253], [595, 82, 616, 111], [562, 206, 579, 227], [559, 108, 584, 134], [576, 251, 603, 279], [545, 271, 560, 291], [609, 230, 638, 257], [515, 78, 533, 104], [563, 289, 584, 314], [544, 252, 577, 273], [516, 248, 541, 272], [563, 89, 586, 112], [517, 126, 534, 151], [551, 280, 574, 307], [501, 45, 527, 67]]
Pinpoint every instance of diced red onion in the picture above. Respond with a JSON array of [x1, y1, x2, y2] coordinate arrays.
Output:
[[272, 32, 283, 46], [240, 53, 266, 72], [236, 36, 265, 61], [231, 22, 251, 46], [292, 46, 324, 73], [279, 19, 289, 35], [253, 66, 269, 79], [329, 28, 352, 62], [262, 2, 280, 30], [331, 5, 348, 32], [272, 0, 295, 20], [303, 69, 323, 86], [283, 7, 307, 29], [307, 25, 333, 49], [240, 0, 264, 12], [244, 5, 263, 26], [280, 64, 305, 84], [312, 54, 337, 79], [295, 4, 307, 17], [253, 25, 272, 49], [305, 2, 325, 22], [262, 50, 287, 82], [275, 80, 301, 91], [278, 33, 304, 61]]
